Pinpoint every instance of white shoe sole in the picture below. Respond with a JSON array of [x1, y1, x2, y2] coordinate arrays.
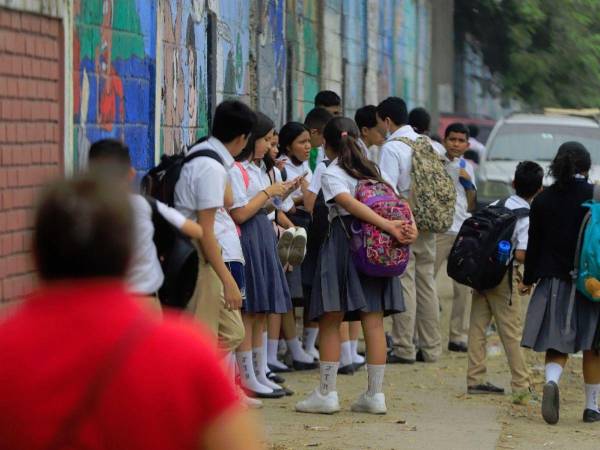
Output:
[[287, 230, 307, 266], [295, 404, 340, 414], [277, 230, 295, 266]]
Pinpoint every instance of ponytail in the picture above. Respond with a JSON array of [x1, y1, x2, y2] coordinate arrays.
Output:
[[549, 141, 591, 189]]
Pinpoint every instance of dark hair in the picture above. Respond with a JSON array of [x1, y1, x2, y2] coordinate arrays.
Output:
[[314, 90, 341, 107], [444, 122, 470, 139], [211, 100, 256, 143], [376, 97, 408, 127], [354, 105, 378, 130], [88, 138, 131, 177], [279, 122, 308, 156], [323, 117, 386, 183], [549, 141, 592, 189], [408, 107, 431, 134], [236, 112, 275, 162], [514, 161, 543, 198], [34, 174, 133, 281], [304, 107, 333, 132], [463, 149, 480, 165], [468, 124, 479, 139]]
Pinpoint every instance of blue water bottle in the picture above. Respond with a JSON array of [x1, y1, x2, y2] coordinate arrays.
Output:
[[496, 240, 511, 265]]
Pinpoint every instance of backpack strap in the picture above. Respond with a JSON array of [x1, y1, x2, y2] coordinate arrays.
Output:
[[184, 148, 224, 166], [234, 162, 250, 190]]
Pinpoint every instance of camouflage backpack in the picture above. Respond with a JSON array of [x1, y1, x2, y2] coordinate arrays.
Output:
[[394, 136, 456, 233]]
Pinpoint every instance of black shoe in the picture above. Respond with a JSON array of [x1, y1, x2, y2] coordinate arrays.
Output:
[[387, 352, 415, 364], [542, 381, 560, 425], [338, 364, 355, 375], [416, 350, 426, 362], [448, 342, 468, 353], [246, 388, 286, 399], [467, 382, 505, 395], [268, 363, 292, 373], [583, 408, 600, 423], [292, 359, 318, 371], [267, 371, 285, 384], [352, 360, 366, 371]]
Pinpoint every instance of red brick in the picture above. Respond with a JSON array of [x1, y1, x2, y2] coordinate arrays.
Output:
[[0, 124, 6, 142], [6, 125, 17, 144], [0, 170, 7, 188], [31, 147, 41, 163], [12, 33, 25, 55], [10, 12, 22, 31], [30, 16, 41, 33], [0, 54, 10, 76], [6, 77, 18, 98]]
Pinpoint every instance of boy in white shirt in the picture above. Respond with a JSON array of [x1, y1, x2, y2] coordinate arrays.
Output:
[[305, 107, 334, 172], [354, 105, 385, 162], [466, 161, 543, 402], [432, 123, 476, 353]]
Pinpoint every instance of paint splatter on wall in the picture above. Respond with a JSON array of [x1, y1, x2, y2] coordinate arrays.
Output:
[[257, 0, 287, 127], [161, 0, 209, 156], [342, 0, 367, 116], [377, 0, 394, 101], [73, 0, 156, 172]]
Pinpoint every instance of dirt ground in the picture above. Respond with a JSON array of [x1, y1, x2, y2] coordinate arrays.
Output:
[[254, 272, 600, 450]]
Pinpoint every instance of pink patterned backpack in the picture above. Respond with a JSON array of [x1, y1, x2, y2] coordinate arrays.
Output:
[[349, 179, 412, 277]]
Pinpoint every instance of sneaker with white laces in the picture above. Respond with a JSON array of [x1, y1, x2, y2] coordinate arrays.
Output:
[[351, 392, 387, 414], [277, 228, 295, 266], [287, 227, 307, 266], [295, 389, 340, 414]]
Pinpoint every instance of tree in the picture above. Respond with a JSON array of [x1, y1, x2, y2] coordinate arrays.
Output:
[[455, 0, 600, 108]]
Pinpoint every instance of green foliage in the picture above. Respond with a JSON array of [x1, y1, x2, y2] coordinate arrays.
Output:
[[456, 0, 600, 108]]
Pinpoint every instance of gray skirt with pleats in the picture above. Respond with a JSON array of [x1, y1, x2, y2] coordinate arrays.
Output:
[[521, 277, 600, 354], [309, 215, 405, 322], [240, 212, 292, 314]]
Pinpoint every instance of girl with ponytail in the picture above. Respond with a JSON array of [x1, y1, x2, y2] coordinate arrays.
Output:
[[296, 117, 417, 415], [520, 141, 600, 424]]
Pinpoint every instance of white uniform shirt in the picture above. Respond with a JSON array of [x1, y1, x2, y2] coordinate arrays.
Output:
[[378, 125, 421, 198], [358, 138, 380, 163], [491, 195, 530, 251], [128, 194, 186, 294], [308, 161, 328, 195], [174, 137, 244, 264], [284, 159, 312, 209], [444, 155, 476, 235], [469, 137, 486, 160]]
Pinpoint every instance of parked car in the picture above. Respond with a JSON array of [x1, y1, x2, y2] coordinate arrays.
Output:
[[476, 112, 600, 208]]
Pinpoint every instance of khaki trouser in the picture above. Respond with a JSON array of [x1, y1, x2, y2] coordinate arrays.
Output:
[[434, 233, 472, 344], [467, 268, 530, 391], [187, 252, 245, 353], [391, 231, 441, 361]]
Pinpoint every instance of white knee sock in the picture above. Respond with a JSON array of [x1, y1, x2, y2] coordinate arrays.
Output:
[[319, 361, 339, 395], [303, 327, 319, 351], [287, 337, 314, 363], [545, 362, 563, 384], [261, 332, 270, 374], [350, 339, 365, 364], [585, 383, 600, 412], [268, 339, 289, 370], [367, 364, 386, 396], [236, 351, 273, 394], [253, 347, 282, 391], [340, 340, 353, 367]]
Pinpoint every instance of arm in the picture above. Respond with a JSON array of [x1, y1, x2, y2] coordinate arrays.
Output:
[[334, 192, 417, 244], [304, 191, 317, 214], [156, 201, 203, 240], [196, 208, 242, 309], [459, 167, 477, 212], [514, 250, 526, 264], [276, 210, 295, 229], [466, 189, 477, 212], [230, 183, 287, 225], [201, 408, 264, 450], [180, 219, 204, 240]]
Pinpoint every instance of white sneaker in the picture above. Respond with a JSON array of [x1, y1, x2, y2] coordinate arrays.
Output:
[[305, 346, 320, 361], [277, 228, 295, 266], [351, 392, 387, 414], [287, 227, 307, 266], [295, 389, 340, 414]]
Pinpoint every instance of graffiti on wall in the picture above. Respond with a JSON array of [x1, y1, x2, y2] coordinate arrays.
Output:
[[161, 0, 209, 156], [287, 0, 320, 121], [377, 0, 394, 101], [342, 0, 367, 115], [216, 0, 250, 101], [257, 0, 287, 127], [73, 0, 156, 171], [400, 0, 417, 107]]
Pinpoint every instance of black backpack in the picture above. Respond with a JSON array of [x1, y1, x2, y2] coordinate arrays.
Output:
[[307, 160, 332, 253], [140, 142, 224, 308], [447, 199, 529, 291]]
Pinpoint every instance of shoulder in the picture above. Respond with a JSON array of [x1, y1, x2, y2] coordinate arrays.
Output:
[[129, 194, 152, 218]]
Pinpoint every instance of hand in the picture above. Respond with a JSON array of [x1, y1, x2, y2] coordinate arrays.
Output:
[[275, 159, 287, 171], [223, 279, 243, 310], [459, 168, 471, 181], [385, 220, 417, 245], [517, 282, 532, 296], [266, 182, 288, 198]]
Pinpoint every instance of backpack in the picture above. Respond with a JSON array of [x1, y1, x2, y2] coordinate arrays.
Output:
[[140, 144, 224, 308], [576, 202, 600, 302], [348, 179, 412, 277], [447, 199, 529, 291], [394, 136, 456, 233]]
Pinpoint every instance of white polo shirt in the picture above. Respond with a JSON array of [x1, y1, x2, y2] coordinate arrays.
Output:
[[128, 194, 187, 295], [308, 160, 328, 195], [174, 137, 244, 264], [284, 159, 312, 209], [444, 155, 476, 235], [378, 125, 421, 198]]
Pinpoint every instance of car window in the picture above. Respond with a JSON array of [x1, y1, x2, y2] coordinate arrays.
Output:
[[487, 123, 600, 161]]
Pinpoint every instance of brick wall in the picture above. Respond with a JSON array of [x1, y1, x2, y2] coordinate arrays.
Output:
[[0, 7, 63, 301]]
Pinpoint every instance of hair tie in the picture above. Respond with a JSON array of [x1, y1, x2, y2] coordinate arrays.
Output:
[[340, 131, 348, 137]]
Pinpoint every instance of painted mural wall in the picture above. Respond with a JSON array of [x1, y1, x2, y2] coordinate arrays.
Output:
[[73, 0, 156, 172], [342, 0, 367, 116]]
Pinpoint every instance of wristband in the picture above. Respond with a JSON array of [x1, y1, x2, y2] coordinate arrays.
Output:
[[262, 189, 272, 199]]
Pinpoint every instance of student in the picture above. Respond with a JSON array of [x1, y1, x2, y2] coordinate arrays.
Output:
[[314, 90, 342, 116], [468, 124, 486, 161], [229, 112, 294, 399], [175, 100, 253, 359], [86, 139, 204, 309], [377, 97, 442, 364], [408, 106, 445, 155], [305, 107, 334, 172], [433, 123, 476, 353], [295, 117, 417, 415], [467, 161, 543, 401], [0, 174, 263, 450], [520, 142, 600, 424], [354, 105, 385, 162]]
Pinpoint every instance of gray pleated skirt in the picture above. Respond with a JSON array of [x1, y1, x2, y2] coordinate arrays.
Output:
[[285, 209, 312, 304], [521, 277, 600, 354], [240, 212, 292, 314], [309, 216, 405, 322]]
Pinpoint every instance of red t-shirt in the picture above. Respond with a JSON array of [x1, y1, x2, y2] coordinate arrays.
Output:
[[0, 280, 239, 450]]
